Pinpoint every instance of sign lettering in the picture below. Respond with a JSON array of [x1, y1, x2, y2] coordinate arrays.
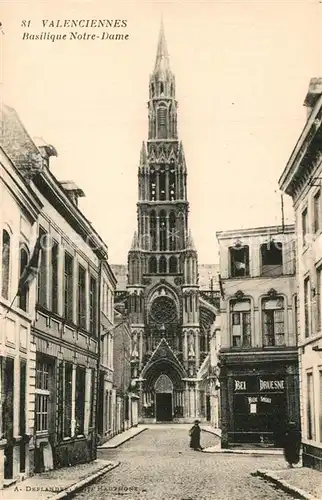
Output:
[[234, 380, 246, 391], [259, 379, 284, 391]]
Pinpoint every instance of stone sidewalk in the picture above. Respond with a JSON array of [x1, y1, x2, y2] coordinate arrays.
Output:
[[97, 425, 147, 449], [1, 459, 120, 500], [255, 466, 322, 500]]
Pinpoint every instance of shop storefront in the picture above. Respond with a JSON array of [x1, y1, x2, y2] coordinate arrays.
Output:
[[232, 375, 286, 445], [219, 355, 300, 448]]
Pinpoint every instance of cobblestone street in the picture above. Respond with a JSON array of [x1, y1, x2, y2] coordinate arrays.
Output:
[[74, 427, 296, 500]]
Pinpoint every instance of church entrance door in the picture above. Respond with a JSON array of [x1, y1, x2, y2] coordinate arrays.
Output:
[[154, 374, 173, 422], [156, 393, 172, 421]]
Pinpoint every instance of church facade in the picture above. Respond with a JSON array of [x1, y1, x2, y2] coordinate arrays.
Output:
[[124, 23, 219, 423]]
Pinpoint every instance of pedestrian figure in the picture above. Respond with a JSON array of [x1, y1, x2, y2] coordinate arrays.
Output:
[[189, 420, 203, 451], [283, 421, 301, 468]]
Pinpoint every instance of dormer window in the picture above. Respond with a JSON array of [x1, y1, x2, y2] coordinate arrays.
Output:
[[260, 242, 283, 277], [229, 245, 249, 277]]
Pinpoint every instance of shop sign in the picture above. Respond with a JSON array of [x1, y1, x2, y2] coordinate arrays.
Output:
[[247, 396, 272, 404], [233, 377, 285, 392], [259, 379, 284, 391]]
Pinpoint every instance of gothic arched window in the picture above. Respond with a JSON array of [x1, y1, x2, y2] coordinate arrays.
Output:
[[2, 229, 10, 299], [132, 256, 139, 284], [169, 212, 177, 251], [159, 210, 167, 251], [149, 169, 156, 201], [160, 82, 164, 94], [169, 256, 178, 274], [19, 246, 29, 312], [159, 166, 166, 201], [151, 83, 155, 97], [150, 210, 157, 251], [148, 256, 157, 274], [157, 106, 167, 139], [169, 166, 176, 201], [159, 256, 167, 274]]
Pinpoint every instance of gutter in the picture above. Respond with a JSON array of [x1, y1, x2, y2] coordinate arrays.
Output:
[[95, 257, 104, 457]]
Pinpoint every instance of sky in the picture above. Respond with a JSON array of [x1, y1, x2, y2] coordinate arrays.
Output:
[[1, 0, 322, 264]]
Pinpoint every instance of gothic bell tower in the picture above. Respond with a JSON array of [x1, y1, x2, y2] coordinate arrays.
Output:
[[127, 21, 203, 423]]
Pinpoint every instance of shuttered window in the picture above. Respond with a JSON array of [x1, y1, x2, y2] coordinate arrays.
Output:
[[51, 241, 59, 314], [89, 276, 97, 335], [37, 228, 47, 307], [64, 253, 73, 321], [64, 362, 72, 438], [1, 229, 10, 299], [75, 366, 86, 435], [77, 265, 86, 329]]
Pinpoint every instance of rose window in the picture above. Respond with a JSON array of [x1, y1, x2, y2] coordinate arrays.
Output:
[[150, 296, 177, 324]]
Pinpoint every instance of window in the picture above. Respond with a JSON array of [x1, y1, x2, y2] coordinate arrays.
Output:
[[302, 207, 308, 246], [18, 247, 29, 312], [262, 297, 285, 346], [150, 210, 157, 250], [169, 212, 177, 251], [314, 190, 321, 233], [51, 241, 59, 313], [1, 230, 10, 299], [230, 300, 251, 347], [35, 359, 50, 432], [64, 362, 72, 438], [229, 245, 249, 277], [307, 372, 315, 440], [64, 253, 73, 321], [75, 366, 86, 435], [148, 256, 157, 274], [169, 255, 178, 274], [89, 276, 97, 335], [37, 228, 47, 307], [157, 106, 167, 139], [159, 210, 167, 251], [317, 267, 322, 333], [304, 276, 311, 338], [159, 256, 167, 274], [159, 167, 166, 200], [149, 170, 156, 201], [89, 368, 95, 428], [260, 242, 283, 277], [169, 167, 176, 201], [77, 265, 86, 329]]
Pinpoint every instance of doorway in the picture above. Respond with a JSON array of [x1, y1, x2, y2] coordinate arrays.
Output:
[[156, 393, 172, 421]]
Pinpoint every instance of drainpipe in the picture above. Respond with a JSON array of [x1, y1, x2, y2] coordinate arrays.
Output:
[[95, 255, 104, 458]]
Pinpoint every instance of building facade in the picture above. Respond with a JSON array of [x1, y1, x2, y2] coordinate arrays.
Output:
[[217, 225, 299, 448], [123, 23, 218, 423], [97, 262, 117, 444], [113, 304, 139, 434], [1, 105, 115, 472], [279, 78, 322, 470], [0, 138, 42, 487]]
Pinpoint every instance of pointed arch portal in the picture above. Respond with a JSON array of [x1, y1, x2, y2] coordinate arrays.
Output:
[[155, 374, 173, 421], [142, 354, 185, 422]]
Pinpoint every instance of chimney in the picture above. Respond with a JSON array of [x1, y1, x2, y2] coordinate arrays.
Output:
[[59, 180, 85, 207], [304, 77, 322, 118]]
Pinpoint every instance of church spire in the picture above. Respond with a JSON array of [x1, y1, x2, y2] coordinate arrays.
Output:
[[154, 19, 170, 74]]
